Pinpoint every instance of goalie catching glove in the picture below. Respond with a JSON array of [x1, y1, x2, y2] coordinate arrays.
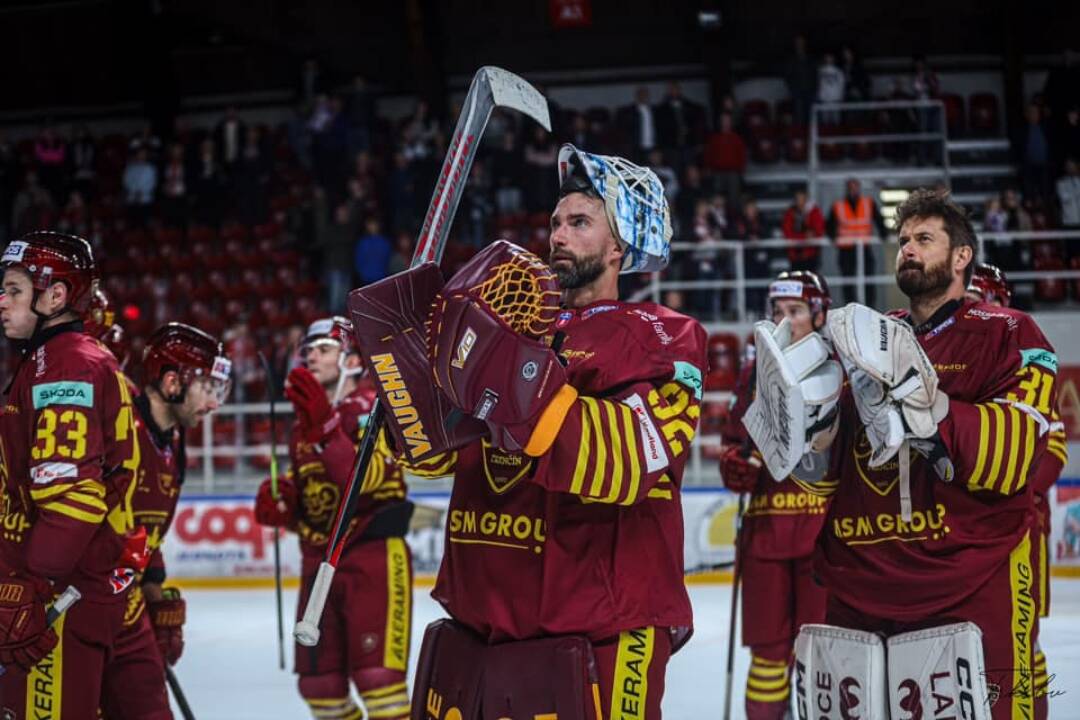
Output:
[[742, 318, 843, 480], [427, 241, 577, 455], [826, 304, 949, 467]]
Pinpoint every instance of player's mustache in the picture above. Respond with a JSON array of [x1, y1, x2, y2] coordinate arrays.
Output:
[[549, 251, 575, 263], [898, 260, 924, 272]]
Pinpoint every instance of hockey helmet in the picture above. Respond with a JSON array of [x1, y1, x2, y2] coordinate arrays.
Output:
[[967, 263, 1011, 307], [143, 322, 232, 403], [767, 270, 832, 319], [557, 144, 672, 274], [84, 285, 116, 340], [102, 323, 131, 371], [299, 316, 356, 359], [1, 231, 97, 314]]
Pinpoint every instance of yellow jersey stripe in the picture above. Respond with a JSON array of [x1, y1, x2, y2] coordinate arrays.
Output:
[[747, 675, 790, 691], [1000, 407, 1023, 495], [600, 401, 624, 504], [40, 500, 105, 524], [985, 403, 1007, 491], [746, 687, 790, 703], [570, 401, 592, 495], [584, 399, 608, 498], [619, 402, 642, 506], [361, 682, 408, 699], [968, 404, 991, 491]]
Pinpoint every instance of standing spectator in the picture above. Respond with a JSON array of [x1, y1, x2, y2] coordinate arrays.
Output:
[[215, 106, 246, 169], [122, 146, 157, 226], [911, 55, 941, 165], [233, 126, 272, 224], [344, 75, 375, 157], [1018, 103, 1052, 202], [988, 188, 1033, 271], [58, 190, 90, 237], [191, 138, 225, 226], [784, 33, 817, 126], [647, 149, 679, 205], [782, 188, 826, 271], [1056, 158, 1080, 229], [841, 46, 871, 103], [160, 142, 189, 228], [567, 112, 600, 153], [523, 125, 559, 212], [129, 122, 162, 161], [11, 171, 56, 235], [33, 125, 67, 203], [675, 164, 708, 239], [984, 194, 1008, 232], [491, 130, 524, 215], [312, 97, 349, 199], [655, 81, 706, 168], [387, 232, 413, 276], [618, 86, 657, 162], [400, 99, 439, 163], [296, 58, 324, 109], [1056, 107, 1080, 173], [817, 52, 846, 126], [828, 177, 885, 306], [1043, 49, 1080, 148], [387, 151, 417, 232], [703, 111, 747, 208], [319, 203, 358, 312], [0, 131, 15, 243], [70, 125, 97, 201], [354, 217, 392, 286], [460, 163, 494, 248], [731, 196, 772, 314]]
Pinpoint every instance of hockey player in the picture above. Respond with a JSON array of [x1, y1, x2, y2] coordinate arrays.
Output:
[[84, 285, 131, 372], [99, 323, 232, 719], [388, 145, 708, 719], [788, 189, 1058, 719], [965, 262, 1064, 714], [0, 231, 140, 716], [719, 270, 835, 719], [254, 316, 413, 720]]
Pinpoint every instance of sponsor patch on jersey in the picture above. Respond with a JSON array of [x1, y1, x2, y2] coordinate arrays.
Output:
[[32, 381, 94, 409], [624, 393, 670, 473], [582, 304, 618, 319], [30, 462, 78, 485], [1, 240, 28, 264], [926, 315, 955, 338], [555, 311, 574, 329], [1020, 348, 1058, 373], [672, 360, 703, 400]]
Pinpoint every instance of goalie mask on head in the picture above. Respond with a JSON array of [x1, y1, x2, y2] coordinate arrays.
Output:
[[557, 144, 672, 273]]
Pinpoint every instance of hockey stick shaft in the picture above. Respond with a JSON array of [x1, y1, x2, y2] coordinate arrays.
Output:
[[257, 351, 286, 670], [166, 666, 197, 720], [295, 67, 549, 647], [722, 493, 747, 720], [0, 585, 80, 676]]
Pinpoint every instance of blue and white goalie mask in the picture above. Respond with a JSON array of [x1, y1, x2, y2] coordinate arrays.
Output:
[[557, 144, 673, 273]]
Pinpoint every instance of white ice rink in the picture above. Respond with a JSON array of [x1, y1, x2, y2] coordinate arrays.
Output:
[[170, 579, 1080, 719]]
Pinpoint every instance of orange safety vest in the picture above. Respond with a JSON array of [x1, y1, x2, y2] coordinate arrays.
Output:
[[833, 196, 873, 247]]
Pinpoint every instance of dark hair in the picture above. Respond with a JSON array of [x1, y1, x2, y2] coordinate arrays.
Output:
[[559, 172, 600, 200], [894, 187, 976, 284]]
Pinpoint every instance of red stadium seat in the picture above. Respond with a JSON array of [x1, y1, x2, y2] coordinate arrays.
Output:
[[786, 127, 809, 163], [775, 99, 794, 128], [969, 93, 1000, 136], [741, 99, 771, 132], [940, 93, 965, 137], [849, 127, 879, 161], [1034, 255, 1066, 303], [751, 132, 780, 164]]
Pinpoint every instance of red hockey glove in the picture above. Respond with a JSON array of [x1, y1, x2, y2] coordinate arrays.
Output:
[[719, 445, 763, 493], [118, 526, 151, 573], [285, 366, 337, 443], [254, 475, 299, 527], [428, 293, 577, 455], [0, 573, 59, 671], [148, 587, 185, 665]]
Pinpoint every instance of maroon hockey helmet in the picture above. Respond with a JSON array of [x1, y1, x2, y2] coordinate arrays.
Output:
[[767, 270, 832, 319], [84, 285, 116, 340], [967, 263, 1011, 307], [102, 323, 131, 371], [299, 316, 356, 359], [143, 322, 232, 403], [1, 231, 97, 314]]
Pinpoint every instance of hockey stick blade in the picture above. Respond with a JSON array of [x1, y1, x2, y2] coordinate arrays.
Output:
[[295, 67, 549, 645]]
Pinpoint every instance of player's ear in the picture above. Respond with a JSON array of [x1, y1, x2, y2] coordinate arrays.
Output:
[[344, 353, 362, 370], [953, 245, 973, 276], [43, 281, 69, 314], [161, 370, 181, 397]]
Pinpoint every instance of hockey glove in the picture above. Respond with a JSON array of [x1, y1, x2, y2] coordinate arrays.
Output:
[[428, 293, 578, 455], [118, 526, 151, 573], [254, 475, 299, 527], [285, 367, 337, 444], [0, 573, 59, 671], [148, 587, 185, 665], [719, 445, 763, 493]]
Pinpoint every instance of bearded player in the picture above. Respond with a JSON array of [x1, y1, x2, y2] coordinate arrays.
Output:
[[254, 317, 414, 720], [358, 145, 707, 719], [0, 231, 140, 716], [780, 189, 1057, 719], [965, 262, 1064, 715], [719, 271, 835, 720], [99, 323, 232, 719]]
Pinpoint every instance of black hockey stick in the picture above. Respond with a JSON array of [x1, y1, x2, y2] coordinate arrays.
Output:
[[166, 666, 197, 720], [0, 584, 80, 676], [295, 66, 551, 646], [257, 351, 286, 671], [722, 492, 748, 720]]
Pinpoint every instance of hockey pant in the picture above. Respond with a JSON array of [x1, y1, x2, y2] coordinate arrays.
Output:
[[740, 553, 827, 720], [99, 598, 173, 720], [826, 530, 1044, 720], [411, 619, 673, 720], [296, 537, 413, 720]]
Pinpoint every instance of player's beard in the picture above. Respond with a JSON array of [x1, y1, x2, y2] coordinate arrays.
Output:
[[549, 248, 606, 290], [896, 253, 953, 299]]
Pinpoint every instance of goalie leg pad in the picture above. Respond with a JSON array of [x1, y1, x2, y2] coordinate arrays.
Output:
[[886, 622, 990, 720], [794, 624, 889, 720], [347, 263, 487, 463]]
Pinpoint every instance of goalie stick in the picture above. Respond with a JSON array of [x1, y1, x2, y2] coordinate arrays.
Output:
[[295, 66, 551, 646]]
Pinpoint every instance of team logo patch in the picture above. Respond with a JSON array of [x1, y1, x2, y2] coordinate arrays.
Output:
[[481, 440, 532, 494], [451, 328, 477, 369], [30, 462, 78, 485], [32, 380, 94, 409], [110, 567, 136, 594], [555, 311, 574, 329], [672, 360, 703, 400], [521, 361, 538, 381]]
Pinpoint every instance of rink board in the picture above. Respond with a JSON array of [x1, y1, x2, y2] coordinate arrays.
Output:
[[160, 483, 1080, 584]]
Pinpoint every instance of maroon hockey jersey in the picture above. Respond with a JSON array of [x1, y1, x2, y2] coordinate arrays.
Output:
[[288, 384, 407, 562], [0, 324, 138, 602], [416, 300, 707, 645], [726, 340, 834, 560], [815, 300, 1058, 620]]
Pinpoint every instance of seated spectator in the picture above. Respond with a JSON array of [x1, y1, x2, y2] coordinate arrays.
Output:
[[781, 188, 825, 271], [703, 111, 746, 208], [1058, 158, 1080, 229]]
